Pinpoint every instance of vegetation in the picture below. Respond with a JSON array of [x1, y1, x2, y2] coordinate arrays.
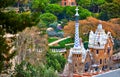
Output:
[[58, 38, 74, 47], [40, 13, 57, 26], [48, 37, 58, 43], [46, 51, 66, 72], [0, 0, 120, 76], [0, 27, 16, 73], [13, 50, 66, 77], [14, 61, 59, 77]]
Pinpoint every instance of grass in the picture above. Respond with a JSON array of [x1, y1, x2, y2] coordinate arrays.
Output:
[[48, 37, 58, 43], [58, 38, 74, 47]]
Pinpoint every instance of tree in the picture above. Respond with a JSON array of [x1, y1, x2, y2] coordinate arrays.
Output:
[[63, 6, 76, 20], [0, 11, 36, 34], [46, 51, 66, 72], [90, 0, 106, 13], [0, 27, 15, 73], [14, 61, 59, 77], [77, 0, 105, 13], [79, 7, 92, 19], [40, 13, 57, 26], [31, 0, 49, 12], [0, 0, 15, 9], [45, 4, 63, 19], [77, 0, 91, 9], [99, 2, 120, 20], [49, 0, 61, 3]]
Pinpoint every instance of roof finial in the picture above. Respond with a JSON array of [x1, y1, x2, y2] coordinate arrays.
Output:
[[75, 7, 79, 16], [97, 20, 103, 30]]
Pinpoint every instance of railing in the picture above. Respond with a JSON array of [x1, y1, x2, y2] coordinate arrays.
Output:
[[50, 48, 66, 53]]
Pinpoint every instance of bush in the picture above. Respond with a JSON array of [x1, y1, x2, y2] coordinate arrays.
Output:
[[13, 61, 59, 77], [40, 13, 57, 26], [46, 51, 66, 72]]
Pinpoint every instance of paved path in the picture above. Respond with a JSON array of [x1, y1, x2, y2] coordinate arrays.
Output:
[[48, 36, 71, 46]]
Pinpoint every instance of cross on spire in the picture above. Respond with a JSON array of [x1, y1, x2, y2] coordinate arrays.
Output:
[[75, 7, 79, 16]]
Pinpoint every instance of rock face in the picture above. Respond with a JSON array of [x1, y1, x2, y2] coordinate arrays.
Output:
[[14, 27, 48, 65]]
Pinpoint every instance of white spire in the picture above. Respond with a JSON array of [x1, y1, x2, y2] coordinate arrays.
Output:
[[74, 6, 81, 49], [68, 6, 87, 64], [75, 7, 79, 16]]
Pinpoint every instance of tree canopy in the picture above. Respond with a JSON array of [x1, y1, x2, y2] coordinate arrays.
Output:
[[40, 13, 57, 26]]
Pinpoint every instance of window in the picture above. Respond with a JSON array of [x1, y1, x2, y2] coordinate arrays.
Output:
[[107, 47, 111, 54], [100, 59, 102, 64], [64, 2, 66, 5], [71, 2, 74, 5], [96, 50, 99, 54]]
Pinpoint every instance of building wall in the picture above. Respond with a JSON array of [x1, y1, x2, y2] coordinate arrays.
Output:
[[61, 0, 76, 6], [90, 37, 114, 70], [72, 54, 84, 74]]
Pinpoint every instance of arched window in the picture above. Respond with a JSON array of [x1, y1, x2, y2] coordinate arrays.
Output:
[[107, 47, 111, 54], [100, 59, 102, 64], [96, 50, 99, 54]]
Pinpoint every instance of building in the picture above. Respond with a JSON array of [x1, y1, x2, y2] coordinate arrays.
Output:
[[68, 7, 89, 74], [61, 0, 76, 6], [66, 7, 114, 76], [88, 23, 114, 71]]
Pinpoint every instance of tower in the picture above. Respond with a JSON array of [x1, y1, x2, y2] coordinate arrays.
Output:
[[68, 7, 87, 74], [74, 7, 80, 49], [61, 0, 76, 6]]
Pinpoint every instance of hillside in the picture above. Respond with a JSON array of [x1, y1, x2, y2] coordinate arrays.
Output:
[[63, 17, 120, 39]]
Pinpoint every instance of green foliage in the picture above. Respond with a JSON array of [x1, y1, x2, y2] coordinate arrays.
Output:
[[0, 27, 16, 73], [31, 0, 49, 12], [99, 2, 120, 20], [84, 41, 88, 49], [77, 0, 91, 8], [79, 7, 92, 19], [49, 46, 65, 49], [77, 0, 105, 13], [105, 0, 113, 3], [0, 11, 36, 33], [48, 37, 58, 43], [58, 38, 74, 47], [0, 0, 15, 9], [62, 6, 92, 20], [49, 0, 61, 3], [46, 51, 66, 72], [14, 61, 59, 77], [45, 4, 63, 17], [40, 13, 57, 26], [92, 0, 106, 5], [63, 6, 76, 20]]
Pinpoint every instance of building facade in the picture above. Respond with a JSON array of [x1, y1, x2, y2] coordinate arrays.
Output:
[[67, 7, 114, 75], [68, 7, 88, 74], [88, 24, 114, 71], [61, 0, 76, 6]]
